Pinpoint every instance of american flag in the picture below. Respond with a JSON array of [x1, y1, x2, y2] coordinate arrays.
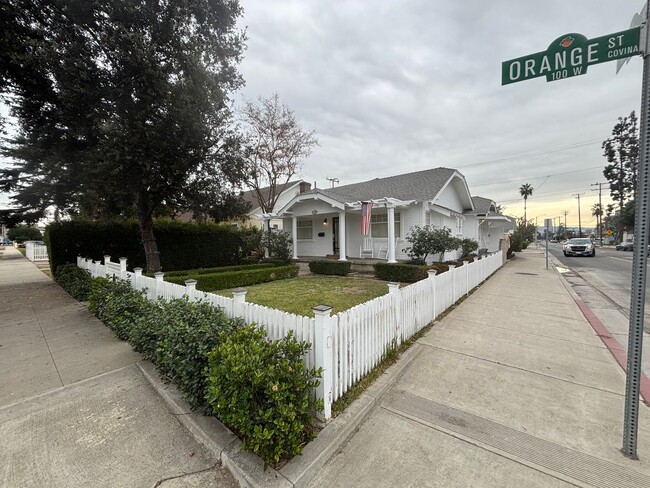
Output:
[[361, 202, 373, 235]]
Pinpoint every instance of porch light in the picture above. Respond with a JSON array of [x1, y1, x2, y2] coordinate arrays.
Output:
[[322, 218, 328, 225]]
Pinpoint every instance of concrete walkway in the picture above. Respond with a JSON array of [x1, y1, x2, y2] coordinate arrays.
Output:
[[305, 249, 650, 488], [0, 246, 238, 487]]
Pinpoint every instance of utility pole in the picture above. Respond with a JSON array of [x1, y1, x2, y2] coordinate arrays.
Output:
[[591, 182, 603, 243], [573, 193, 584, 237]]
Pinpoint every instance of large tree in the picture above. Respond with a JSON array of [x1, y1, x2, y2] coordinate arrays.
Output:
[[602, 111, 639, 222], [239, 94, 318, 214], [0, 0, 246, 271]]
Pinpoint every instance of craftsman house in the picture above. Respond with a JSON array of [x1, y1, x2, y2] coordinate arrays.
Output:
[[270, 167, 508, 262]]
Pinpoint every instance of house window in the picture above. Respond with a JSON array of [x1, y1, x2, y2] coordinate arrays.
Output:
[[455, 216, 463, 235], [371, 213, 400, 238], [297, 219, 313, 239]]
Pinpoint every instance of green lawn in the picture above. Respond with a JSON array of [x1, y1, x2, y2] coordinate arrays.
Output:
[[217, 275, 390, 316]]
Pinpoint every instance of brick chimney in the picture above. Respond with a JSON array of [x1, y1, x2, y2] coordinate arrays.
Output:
[[299, 181, 312, 193]]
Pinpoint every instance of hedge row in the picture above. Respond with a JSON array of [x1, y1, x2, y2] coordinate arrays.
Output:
[[161, 263, 276, 278], [308, 260, 351, 276], [45, 219, 258, 273], [166, 265, 300, 291], [87, 277, 321, 466], [373, 262, 428, 283]]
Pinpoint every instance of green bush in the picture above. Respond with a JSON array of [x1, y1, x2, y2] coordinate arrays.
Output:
[[308, 260, 351, 276], [153, 298, 239, 410], [459, 238, 479, 257], [162, 263, 275, 278], [373, 262, 428, 283], [88, 277, 152, 341], [46, 219, 247, 273], [261, 257, 292, 266], [267, 230, 293, 262], [206, 325, 323, 466], [166, 265, 299, 291], [427, 263, 449, 275], [54, 264, 92, 301]]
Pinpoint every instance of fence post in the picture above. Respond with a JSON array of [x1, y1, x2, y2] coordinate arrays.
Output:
[[77, 255, 82, 267], [388, 283, 401, 345], [232, 287, 247, 318], [154, 272, 164, 299], [313, 304, 334, 421], [427, 269, 437, 319], [448, 264, 456, 302], [185, 279, 197, 302], [466, 261, 470, 296], [119, 257, 127, 280], [133, 268, 143, 290]]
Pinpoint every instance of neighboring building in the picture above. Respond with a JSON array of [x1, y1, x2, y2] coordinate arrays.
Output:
[[464, 196, 511, 253], [274, 167, 506, 262]]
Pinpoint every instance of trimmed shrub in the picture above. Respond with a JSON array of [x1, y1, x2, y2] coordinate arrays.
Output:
[[459, 238, 479, 258], [88, 277, 152, 341], [373, 262, 428, 283], [261, 257, 292, 266], [308, 260, 351, 276], [162, 263, 275, 278], [46, 219, 246, 273], [166, 265, 299, 291], [206, 325, 323, 467], [54, 264, 92, 301], [428, 263, 449, 275], [153, 298, 239, 410]]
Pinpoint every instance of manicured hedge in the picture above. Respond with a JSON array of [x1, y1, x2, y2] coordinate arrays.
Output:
[[162, 263, 275, 278], [373, 262, 428, 283], [166, 265, 300, 291], [54, 264, 93, 301], [308, 260, 351, 276], [46, 219, 246, 273]]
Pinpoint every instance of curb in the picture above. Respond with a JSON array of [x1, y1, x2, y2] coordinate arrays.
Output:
[[542, 249, 650, 407], [137, 339, 425, 488]]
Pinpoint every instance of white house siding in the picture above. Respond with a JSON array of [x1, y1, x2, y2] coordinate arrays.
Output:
[[283, 216, 333, 256], [434, 184, 465, 213]]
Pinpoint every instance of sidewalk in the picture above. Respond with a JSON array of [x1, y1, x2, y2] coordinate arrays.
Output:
[[303, 249, 650, 487], [0, 246, 239, 487]]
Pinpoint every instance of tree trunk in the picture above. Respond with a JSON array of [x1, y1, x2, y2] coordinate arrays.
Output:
[[138, 196, 161, 273]]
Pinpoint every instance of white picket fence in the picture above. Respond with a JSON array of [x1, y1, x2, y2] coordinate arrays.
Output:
[[25, 242, 48, 262], [77, 251, 503, 419]]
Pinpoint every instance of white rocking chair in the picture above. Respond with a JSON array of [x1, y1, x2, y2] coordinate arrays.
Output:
[[378, 238, 400, 260], [360, 237, 374, 259]]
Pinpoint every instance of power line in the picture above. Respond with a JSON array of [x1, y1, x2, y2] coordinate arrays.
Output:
[[471, 166, 603, 188], [455, 138, 602, 169]]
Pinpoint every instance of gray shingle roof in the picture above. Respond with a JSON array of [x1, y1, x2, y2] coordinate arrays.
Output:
[[307, 167, 459, 203], [466, 196, 495, 216]]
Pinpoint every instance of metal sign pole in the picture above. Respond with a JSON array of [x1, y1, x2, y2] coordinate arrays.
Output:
[[623, 6, 650, 460]]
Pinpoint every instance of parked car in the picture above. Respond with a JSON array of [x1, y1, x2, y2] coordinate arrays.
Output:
[[616, 242, 634, 251], [563, 238, 596, 257]]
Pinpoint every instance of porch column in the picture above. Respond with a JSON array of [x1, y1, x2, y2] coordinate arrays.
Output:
[[292, 216, 298, 260], [387, 204, 397, 263], [338, 211, 347, 261]]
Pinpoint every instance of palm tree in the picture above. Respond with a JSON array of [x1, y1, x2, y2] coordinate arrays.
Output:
[[592, 203, 603, 242], [519, 183, 534, 224]]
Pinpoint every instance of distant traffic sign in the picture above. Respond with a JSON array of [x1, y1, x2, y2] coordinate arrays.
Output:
[[607, 229, 614, 236], [502, 27, 641, 85]]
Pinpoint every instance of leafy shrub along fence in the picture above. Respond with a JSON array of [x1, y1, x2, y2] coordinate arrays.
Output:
[[78, 251, 503, 419]]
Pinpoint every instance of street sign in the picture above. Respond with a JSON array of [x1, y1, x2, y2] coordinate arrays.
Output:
[[607, 229, 614, 236], [502, 27, 641, 85]]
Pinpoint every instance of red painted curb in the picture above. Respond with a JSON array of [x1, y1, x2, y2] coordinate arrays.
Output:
[[575, 299, 650, 407]]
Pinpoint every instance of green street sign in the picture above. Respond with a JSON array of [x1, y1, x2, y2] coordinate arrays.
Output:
[[502, 27, 641, 85]]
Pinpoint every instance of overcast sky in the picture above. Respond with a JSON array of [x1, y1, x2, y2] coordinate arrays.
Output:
[[1, 1, 644, 230], [235, 0, 646, 229]]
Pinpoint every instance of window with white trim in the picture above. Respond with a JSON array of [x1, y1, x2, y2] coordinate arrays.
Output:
[[455, 216, 463, 235], [297, 219, 313, 239], [371, 213, 400, 238]]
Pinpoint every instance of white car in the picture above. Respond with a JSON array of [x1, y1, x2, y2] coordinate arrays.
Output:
[[563, 238, 595, 257]]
